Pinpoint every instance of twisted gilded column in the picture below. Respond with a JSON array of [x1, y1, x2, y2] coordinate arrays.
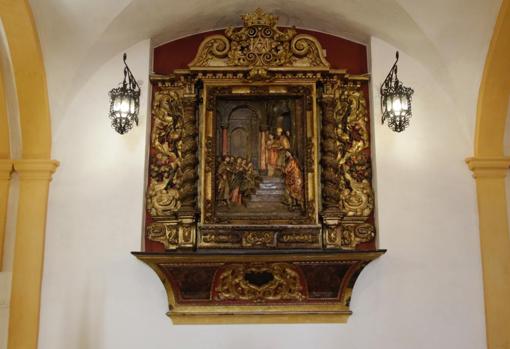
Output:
[[466, 157, 510, 349], [8, 159, 58, 349]]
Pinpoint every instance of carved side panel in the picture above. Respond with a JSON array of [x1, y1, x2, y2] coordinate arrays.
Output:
[[146, 77, 198, 249], [320, 79, 375, 249]]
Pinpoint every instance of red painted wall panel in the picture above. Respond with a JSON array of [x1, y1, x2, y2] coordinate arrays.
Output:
[[153, 29, 368, 74]]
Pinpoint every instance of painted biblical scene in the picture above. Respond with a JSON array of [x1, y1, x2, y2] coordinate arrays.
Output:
[[215, 97, 306, 219]]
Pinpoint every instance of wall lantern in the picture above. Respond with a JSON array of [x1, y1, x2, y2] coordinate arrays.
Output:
[[380, 51, 414, 132], [108, 53, 140, 135]]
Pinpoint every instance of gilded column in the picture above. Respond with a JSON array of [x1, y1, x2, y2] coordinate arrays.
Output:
[[319, 86, 342, 248], [466, 157, 510, 349], [8, 159, 58, 349]]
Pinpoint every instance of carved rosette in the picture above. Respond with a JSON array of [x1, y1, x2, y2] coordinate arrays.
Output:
[[146, 77, 199, 249]]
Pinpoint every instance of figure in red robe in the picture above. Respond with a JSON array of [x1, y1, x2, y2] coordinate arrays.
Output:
[[282, 151, 304, 211]]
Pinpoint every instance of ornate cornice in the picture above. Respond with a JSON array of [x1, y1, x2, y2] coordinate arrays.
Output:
[[465, 156, 510, 178]]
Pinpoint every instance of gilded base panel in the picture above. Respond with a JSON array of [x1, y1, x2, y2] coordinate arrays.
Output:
[[169, 312, 350, 324], [132, 250, 385, 324]]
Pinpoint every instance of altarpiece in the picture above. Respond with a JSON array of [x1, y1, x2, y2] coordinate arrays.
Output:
[[133, 9, 385, 324]]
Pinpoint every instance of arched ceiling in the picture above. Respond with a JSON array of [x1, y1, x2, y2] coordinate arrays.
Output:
[[29, 0, 501, 139]]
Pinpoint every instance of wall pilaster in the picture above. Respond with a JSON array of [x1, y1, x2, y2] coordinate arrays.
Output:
[[7, 159, 58, 349]]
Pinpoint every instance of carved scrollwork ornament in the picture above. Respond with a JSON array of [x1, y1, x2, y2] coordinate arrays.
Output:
[[146, 223, 178, 249], [214, 263, 305, 302], [341, 223, 375, 249], [189, 8, 329, 79], [242, 231, 276, 248], [147, 89, 186, 216], [337, 84, 374, 218]]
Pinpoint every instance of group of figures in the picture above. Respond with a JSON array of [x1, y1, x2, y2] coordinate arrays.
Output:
[[217, 156, 261, 208], [217, 127, 305, 212]]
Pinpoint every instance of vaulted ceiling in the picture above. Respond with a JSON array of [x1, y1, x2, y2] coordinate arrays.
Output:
[[28, 0, 501, 137]]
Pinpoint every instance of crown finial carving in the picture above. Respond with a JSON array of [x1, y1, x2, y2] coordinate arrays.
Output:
[[241, 8, 278, 27]]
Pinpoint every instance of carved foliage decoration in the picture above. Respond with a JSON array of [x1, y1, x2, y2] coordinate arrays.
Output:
[[337, 83, 374, 218], [213, 263, 305, 302], [320, 79, 375, 249], [146, 78, 198, 249], [189, 8, 330, 76], [147, 88, 186, 216]]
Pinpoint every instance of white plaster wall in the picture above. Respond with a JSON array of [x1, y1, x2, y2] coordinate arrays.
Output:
[[39, 37, 487, 349]]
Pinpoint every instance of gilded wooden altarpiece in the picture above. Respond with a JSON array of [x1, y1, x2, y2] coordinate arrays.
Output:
[[134, 9, 385, 324]]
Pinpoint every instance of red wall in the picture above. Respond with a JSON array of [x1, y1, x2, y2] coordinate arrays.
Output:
[[153, 29, 368, 74], [147, 29, 370, 252]]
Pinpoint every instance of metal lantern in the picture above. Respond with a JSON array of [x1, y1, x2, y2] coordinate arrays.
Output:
[[380, 51, 414, 132], [108, 53, 140, 134]]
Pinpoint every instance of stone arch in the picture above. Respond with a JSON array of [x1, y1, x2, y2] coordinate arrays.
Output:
[[0, 0, 52, 158], [0, 1, 58, 349], [466, 1, 510, 348]]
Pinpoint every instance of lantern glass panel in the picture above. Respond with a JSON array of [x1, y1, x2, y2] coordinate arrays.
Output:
[[385, 97, 392, 113], [401, 95, 408, 111], [392, 97, 402, 116]]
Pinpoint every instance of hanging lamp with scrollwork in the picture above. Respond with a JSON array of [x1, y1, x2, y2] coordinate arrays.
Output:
[[380, 51, 414, 132], [108, 53, 141, 135]]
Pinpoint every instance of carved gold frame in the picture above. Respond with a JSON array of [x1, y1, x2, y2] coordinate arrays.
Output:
[[138, 9, 384, 324], [198, 80, 322, 244]]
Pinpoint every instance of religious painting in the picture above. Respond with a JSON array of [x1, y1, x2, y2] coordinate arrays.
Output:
[[200, 85, 319, 233], [215, 97, 306, 219]]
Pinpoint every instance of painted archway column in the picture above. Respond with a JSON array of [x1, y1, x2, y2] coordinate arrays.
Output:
[[466, 157, 510, 349], [7, 160, 58, 349], [0, 160, 12, 271], [0, 60, 12, 271]]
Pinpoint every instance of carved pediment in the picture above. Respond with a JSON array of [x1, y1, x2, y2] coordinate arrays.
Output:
[[189, 8, 330, 76]]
